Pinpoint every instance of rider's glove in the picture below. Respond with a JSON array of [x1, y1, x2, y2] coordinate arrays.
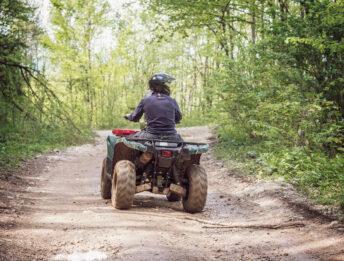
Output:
[[124, 114, 130, 120]]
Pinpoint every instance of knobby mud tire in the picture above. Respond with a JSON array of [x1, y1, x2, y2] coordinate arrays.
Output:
[[166, 192, 180, 202], [111, 160, 136, 210], [182, 164, 207, 213], [100, 158, 111, 199]]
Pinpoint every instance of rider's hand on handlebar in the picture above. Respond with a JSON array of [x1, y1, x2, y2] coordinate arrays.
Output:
[[124, 114, 130, 120]]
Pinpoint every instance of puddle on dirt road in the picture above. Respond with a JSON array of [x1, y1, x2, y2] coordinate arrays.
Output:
[[52, 250, 107, 261]]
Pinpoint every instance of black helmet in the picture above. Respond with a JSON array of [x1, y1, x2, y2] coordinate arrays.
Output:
[[148, 72, 175, 95], [150, 72, 175, 84]]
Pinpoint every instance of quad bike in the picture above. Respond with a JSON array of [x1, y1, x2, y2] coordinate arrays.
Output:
[[100, 129, 209, 213]]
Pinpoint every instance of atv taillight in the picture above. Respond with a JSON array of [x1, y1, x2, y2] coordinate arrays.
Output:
[[112, 129, 138, 136], [161, 150, 173, 158]]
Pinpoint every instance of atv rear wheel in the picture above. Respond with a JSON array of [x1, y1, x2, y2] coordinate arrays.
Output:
[[182, 164, 207, 213], [111, 160, 136, 210], [166, 191, 180, 202], [100, 157, 111, 199]]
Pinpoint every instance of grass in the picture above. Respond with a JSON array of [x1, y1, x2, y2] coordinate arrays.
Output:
[[0, 124, 93, 174], [215, 125, 344, 209], [179, 111, 214, 127]]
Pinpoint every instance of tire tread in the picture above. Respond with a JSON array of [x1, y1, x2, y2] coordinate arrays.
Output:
[[100, 158, 111, 199], [111, 160, 136, 209], [182, 164, 207, 213]]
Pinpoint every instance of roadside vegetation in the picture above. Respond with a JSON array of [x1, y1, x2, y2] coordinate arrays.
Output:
[[140, 0, 344, 209], [0, 0, 343, 208]]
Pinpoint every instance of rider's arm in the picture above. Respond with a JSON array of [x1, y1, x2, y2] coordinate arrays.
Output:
[[173, 99, 182, 124], [127, 99, 144, 122]]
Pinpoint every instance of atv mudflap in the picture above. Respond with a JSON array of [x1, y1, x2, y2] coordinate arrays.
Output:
[[106, 136, 140, 175]]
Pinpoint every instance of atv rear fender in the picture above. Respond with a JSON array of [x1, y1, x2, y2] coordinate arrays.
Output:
[[106, 135, 208, 175]]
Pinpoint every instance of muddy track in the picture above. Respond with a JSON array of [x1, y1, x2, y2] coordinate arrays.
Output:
[[0, 127, 343, 260]]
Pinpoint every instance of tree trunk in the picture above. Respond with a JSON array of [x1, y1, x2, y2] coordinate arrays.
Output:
[[251, 5, 257, 44]]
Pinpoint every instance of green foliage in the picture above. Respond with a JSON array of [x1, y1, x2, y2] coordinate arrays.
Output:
[[212, 43, 344, 206], [216, 123, 344, 207], [0, 122, 93, 172], [0, 0, 97, 172], [264, 149, 343, 206], [179, 110, 214, 127], [0, 0, 39, 123], [43, 2, 217, 129], [41, 0, 113, 127], [145, 0, 344, 207]]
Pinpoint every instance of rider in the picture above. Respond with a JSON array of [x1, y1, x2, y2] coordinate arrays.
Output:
[[124, 73, 183, 141]]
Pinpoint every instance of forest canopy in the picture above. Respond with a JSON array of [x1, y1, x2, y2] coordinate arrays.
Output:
[[0, 0, 343, 207]]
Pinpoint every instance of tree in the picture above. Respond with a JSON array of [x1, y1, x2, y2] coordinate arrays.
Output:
[[42, 0, 111, 126], [0, 0, 40, 124]]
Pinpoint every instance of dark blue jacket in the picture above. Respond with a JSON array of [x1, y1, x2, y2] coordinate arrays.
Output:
[[127, 92, 182, 135]]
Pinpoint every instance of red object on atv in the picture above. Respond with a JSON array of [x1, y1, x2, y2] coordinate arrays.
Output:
[[161, 150, 173, 158], [112, 129, 138, 137]]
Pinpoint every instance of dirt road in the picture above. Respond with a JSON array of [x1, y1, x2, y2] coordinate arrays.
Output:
[[0, 127, 343, 260]]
